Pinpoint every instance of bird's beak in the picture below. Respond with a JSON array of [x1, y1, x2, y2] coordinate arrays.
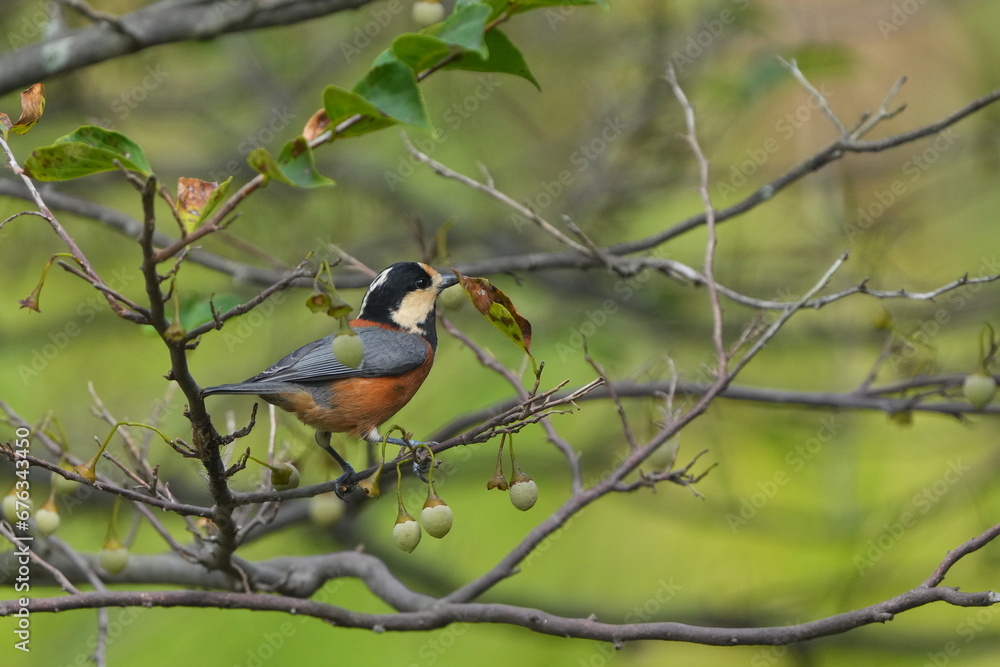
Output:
[[438, 274, 459, 290]]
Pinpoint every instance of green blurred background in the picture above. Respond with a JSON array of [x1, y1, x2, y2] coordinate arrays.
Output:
[[3, 0, 1000, 664]]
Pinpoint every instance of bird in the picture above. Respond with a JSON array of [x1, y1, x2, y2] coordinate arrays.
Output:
[[202, 261, 457, 494]]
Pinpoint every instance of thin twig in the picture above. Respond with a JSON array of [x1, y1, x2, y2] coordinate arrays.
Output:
[[777, 56, 850, 138], [665, 64, 726, 373], [403, 135, 592, 256]]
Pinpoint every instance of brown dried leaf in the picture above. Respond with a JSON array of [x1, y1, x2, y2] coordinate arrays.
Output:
[[11, 83, 45, 135], [453, 269, 533, 354], [176, 177, 218, 234], [303, 108, 331, 142]]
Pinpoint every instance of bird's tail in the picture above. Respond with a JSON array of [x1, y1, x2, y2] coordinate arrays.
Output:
[[202, 381, 303, 397], [202, 383, 259, 396]]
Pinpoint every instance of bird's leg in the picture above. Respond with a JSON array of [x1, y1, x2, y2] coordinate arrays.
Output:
[[370, 427, 436, 483], [315, 430, 355, 499]]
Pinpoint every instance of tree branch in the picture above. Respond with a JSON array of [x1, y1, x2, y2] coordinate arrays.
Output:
[[0, 0, 377, 97]]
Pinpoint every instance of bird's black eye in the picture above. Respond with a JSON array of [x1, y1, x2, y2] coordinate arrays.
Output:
[[415, 276, 432, 289]]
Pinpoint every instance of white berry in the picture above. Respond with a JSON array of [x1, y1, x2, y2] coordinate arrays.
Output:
[[963, 372, 997, 410], [421, 502, 453, 538], [509, 478, 538, 511], [393, 517, 422, 552], [412, 0, 445, 27]]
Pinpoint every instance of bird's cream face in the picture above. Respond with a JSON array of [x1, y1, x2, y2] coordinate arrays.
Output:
[[388, 263, 446, 334]]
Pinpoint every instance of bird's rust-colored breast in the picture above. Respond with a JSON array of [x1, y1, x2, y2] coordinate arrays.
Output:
[[292, 358, 434, 437]]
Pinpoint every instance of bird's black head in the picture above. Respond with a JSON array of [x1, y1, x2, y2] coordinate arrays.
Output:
[[357, 262, 457, 345]]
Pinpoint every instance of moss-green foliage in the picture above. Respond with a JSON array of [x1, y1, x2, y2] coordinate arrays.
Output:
[[3, 1, 1000, 666]]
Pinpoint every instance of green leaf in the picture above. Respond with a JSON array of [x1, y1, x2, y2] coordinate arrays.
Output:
[[276, 137, 335, 188], [446, 29, 540, 89], [322, 85, 399, 138], [24, 125, 151, 180], [353, 59, 431, 129], [477, 0, 606, 17], [507, 0, 608, 12], [391, 34, 454, 73], [247, 139, 335, 188], [391, 4, 492, 74], [197, 176, 233, 224], [247, 147, 294, 186], [432, 3, 491, 56]]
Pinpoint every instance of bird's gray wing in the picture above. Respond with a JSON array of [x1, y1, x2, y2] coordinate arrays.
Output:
[[354, 326, 430, 378], [241, 328, 428, 385]]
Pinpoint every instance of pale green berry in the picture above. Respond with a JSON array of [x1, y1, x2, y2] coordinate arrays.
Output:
[[52, 469, 78, 494], [963, 372, 997, 410], [332, 331, 364, 369], [393, 517, 422, 552], [2, 492, 27, 523], [509, 478, 538, 511], [308, 493, 345, 526], [99, 547, 130, 575], [270, 462, 300, 491], [411, 0, 445, 27], [421, 501, 453, 539], [34, 507, 60, 535]]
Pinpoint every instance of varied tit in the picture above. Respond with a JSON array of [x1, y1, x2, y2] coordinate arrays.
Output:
[[203, 262, 457, 494]]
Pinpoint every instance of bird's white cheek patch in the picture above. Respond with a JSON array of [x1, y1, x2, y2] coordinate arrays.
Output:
[[392, 290, 438, 333]]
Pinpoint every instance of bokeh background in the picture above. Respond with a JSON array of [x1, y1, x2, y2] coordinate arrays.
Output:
[[3, 0, 1000, 665]]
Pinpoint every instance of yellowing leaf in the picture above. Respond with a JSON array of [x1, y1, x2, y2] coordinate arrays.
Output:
[[10, 83, 45, 135], [453, 269, 533, 361], [177, 178, 216, 234]]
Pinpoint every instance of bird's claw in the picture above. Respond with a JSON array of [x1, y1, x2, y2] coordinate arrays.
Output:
[[332, 465, 357, 501], [410, 444, 439, 483], [377, 434, 439, 483]]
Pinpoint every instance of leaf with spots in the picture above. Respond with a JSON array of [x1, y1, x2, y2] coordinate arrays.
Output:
[[177, 176, 231, 234], [247, 138, 334, 188], [23, 125, 151, 180], [453, 269, 533, 365], [4, 83, 46, 137]]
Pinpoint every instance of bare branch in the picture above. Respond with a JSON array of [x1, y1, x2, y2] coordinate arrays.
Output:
[[0, 0, 379, 97], [403, 135, 593, 256], [665, 64, 726, 372]]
